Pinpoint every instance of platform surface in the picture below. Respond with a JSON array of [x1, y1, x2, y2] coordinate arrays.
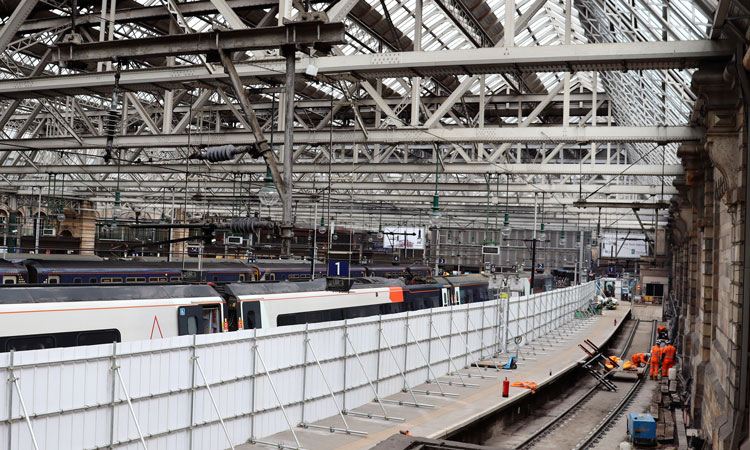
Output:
[[239, 303, 632, 450]]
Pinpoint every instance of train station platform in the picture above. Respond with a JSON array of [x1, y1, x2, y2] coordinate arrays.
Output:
[[247, 303, 632, 450]]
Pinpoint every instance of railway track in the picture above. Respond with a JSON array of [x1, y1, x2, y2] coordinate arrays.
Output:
[[514, 319, 657, 450]]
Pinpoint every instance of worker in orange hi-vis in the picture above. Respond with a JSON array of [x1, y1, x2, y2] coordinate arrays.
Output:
[[630, 353, 648, 368], [661, 344, 676, 377], [650, 345, 662, 380]]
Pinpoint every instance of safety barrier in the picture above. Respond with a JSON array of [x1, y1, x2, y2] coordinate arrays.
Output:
[[0, 281, 595, 450]]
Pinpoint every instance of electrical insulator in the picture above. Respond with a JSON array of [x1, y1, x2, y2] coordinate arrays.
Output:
[[205, 145, 237, 162]]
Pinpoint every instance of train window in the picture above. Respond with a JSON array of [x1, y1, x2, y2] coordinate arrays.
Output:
[[646, 284, 664, 297], [239, 274, 245, 282], [48, 276, 60, 284], [125, 277, 146, 283], [2, 276, 15, 285], [76, 330, 121, 346], [267, 273, 276, 281], [6, 335, 55, 352], [149, 277, 167, 283], [213, 276, 218, 282], [73, 278, 82, 284], [89, 278, 98, 284], [170, 277, 181, 282]]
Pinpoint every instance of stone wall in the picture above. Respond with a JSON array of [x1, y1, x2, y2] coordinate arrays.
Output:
[[672, 62, 748, 448]]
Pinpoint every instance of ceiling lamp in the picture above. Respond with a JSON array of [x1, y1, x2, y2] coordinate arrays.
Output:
[[429, 194, 441, 227], [258, 166, 280, 207], [113, 191, 122, 218]]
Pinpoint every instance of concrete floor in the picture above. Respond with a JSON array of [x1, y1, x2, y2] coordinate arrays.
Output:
[[240, 305, 632, 450], [630, 303, 664, 321]]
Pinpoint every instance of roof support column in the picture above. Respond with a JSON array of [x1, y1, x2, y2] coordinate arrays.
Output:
[[411, 0, 422, 127], [563, 0, 572, 126], [505, 0, 515, 47], [280, 45, 296, 258]]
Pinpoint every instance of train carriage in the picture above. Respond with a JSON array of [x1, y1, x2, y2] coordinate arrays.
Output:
[[23, 259, 258, 284], [0, 284, 226, 352]]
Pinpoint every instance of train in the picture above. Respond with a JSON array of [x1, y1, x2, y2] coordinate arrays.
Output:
[[0, 258, 432, 285], [0, 274, 490, 352], [502, 271, 555, 297]]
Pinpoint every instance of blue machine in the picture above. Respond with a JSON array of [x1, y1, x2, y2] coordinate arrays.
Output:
[[627, 413, 656, 445], [502, 356, 518, 370]]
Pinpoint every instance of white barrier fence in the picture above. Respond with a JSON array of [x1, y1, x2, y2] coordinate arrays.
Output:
[[0, 282, 596, 450]]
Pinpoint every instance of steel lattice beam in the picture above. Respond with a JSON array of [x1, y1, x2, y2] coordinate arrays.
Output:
[[0, 40, 732, 99], [0, 126, 702, 149], [0, 163, 684, 175]]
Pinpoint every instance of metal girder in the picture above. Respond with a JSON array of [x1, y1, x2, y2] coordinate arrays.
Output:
[[54, 23, 346, 63], [572, 200, 671, 209], [710, 0, 732, 39], [3, 93, 611, 120], [0, 179, 679, 195], [327, 0, 360, 22], [0, 0, 40, 54], [0, 126, 701, 149], [0, 163, 684, 175], [0, 41, 732, 99], [18, 0, 277, 33], [209, 0, 248, 29]]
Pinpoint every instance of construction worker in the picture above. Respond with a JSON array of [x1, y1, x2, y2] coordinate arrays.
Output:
[[661, 343, 676, 377], [630, 352, 648, 368], [657, 325, 668, 341], [650, 344, 662, 380]]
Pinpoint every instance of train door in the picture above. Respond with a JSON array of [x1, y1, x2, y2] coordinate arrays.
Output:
[[177, 305, 204, 335], [202, 305, 223, 333], [441, 288, 450, 307], [239, 301, 262, 329], [453, 286, 461, 305]]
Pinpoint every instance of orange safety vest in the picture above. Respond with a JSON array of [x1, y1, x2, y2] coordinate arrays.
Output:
[[650, 346, 662, 366], [662, 345, 676, 362], [631, 353, 646, 366]]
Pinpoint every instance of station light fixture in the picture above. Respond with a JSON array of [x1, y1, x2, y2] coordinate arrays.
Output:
[[501, 213, 512, 237], [429, 194, 441, 227], [318, 216, 327, 234], [113, 191, 122, 218], [258, 166, 280, 207]]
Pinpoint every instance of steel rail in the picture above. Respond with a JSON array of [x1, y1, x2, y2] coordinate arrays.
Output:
[[514, 317, 642, 449], [572, 320, 658, 450]]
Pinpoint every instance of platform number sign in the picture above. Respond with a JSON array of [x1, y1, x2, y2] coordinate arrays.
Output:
[[328, 260, 349, 277]]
